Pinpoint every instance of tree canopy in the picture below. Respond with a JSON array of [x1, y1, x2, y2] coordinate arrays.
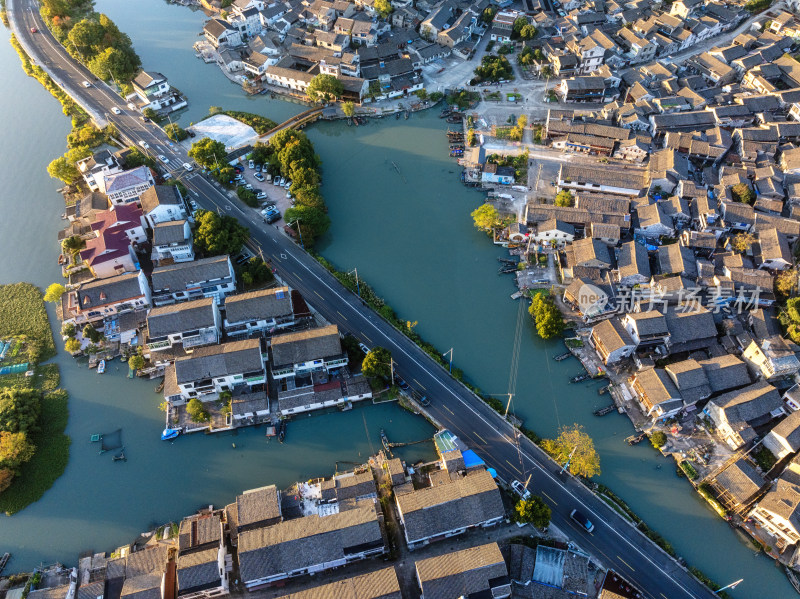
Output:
[[731, 183, 755, 204], [128, 355, 145, 371], [555, 190, 574, 207], [0, 432, 36, 471], [164, 123, 188, 142], [541, 424, 601, 478], [284, 205, 331, 243], [374, 0, 393, 18], [189, 137, 227, 169], [515, 496, 551, 528], [306, 74, 344, 103], [341, 101, 356, 118], [474, 55, 514, 82], [0, 388, 42, 435], [471, 203, 502, 232], [193, 209, 249, 257], [528, 293, 563, 340], [44, 283, 66, 303], [47, 156, 80, 184], [66, 14, 141, 82], [731, 232, 756, 254], [186, 398, 210, 423], [362, 347, 392, 380]]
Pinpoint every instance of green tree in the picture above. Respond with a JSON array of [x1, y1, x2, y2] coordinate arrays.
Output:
[[88, 46, 139, 83], [284, 205, 331, 242], [541, 424, 601, 478], [123, 147, 155, 169], [515, 496, 551, 528], [481, 6, 498, 23], [289, 165, 321, 192], [362, 347, 392, 380], [731, 232, 756, 253], [189, 137, 228, 170], [306, 74, 344, 103], [67, 124, 104, 148], [64, 337, 82, 353], [62, 235, 84, 253], [555, 190, 574, 207], [61, 323, 76, 338], [528, 293, 563, 340], [44, 283, 66, 303], [731, 183, 755, 204], [0, 468, 14, 494], [374, 0, 393, 18], [512, 17, 530, 39], [164, 123, 188, 142], [142, 107, 158, 120], [128, 355, 145, 372], [67, 18, 105, 56], [0, 388, 42, 434], [471, 203, 502, 232], [186, 398, 210, 423], [47, 156, 80, 184], [292, 185, 325, 209], [240, 257, 274, 287], [193, 209, 249, 256], [776, 269, 798, 299], [342, 101, 356, 118], [520, 24, 537, 40], [0, 432, 35, 471], [467, 128, 477, 147], [650, 431, 667, 449], [82, 324, 103, 344]]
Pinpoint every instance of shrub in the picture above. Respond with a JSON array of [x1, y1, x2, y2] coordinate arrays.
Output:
[[650, 431, 667, 449], [186, 398, 210, 423]]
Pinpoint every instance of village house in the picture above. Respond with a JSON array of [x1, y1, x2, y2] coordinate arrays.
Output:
[[107, 544, 168, 599], [151, 220, 194, 265], [755, 228, 793, 271], [139, 185, 189, 229], [571, 238, 613, 269], [415, 543, 511, 599], [763, 410, 800, 460], [531, 219, 575, 247], [558, 164, 646, 197], [176, 513, 230, 599], [615, 241, 651, 286], [79, 204, 146, 279], [748, 457, 800, 550], [145, 297, 221, 356], [204, 19, 243, 49], [393, 462, 502, 546], [711, 458, 766, 514], [131, 71, 185, 113], [704, 381, 785, 449], [164, 338, 267, 404], [275, 567, 401, 599], [622, 310, 670, 350], [743, 336, 800, 382], [223, 287, 296, 339], [590, 317, 636, 365], [76, 149, 123, 192], [632, 367, 684, 420], [99, 166, 155, 206], [63, 270, 151, 327], [151, 256, 236, 306], [481, 163, 515, 185]]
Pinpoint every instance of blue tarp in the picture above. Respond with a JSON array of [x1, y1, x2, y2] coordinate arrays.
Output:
[[462, 449, 485, 469], [487, 468, 497, 478]]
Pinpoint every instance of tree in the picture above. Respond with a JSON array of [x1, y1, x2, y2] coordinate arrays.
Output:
[[731, 183, 755, 204], [515, 496, 551, 528], [240, 257, 274, 287], [541, 424, 601, 478], [193, 209, 249, 256], [306, 74, 344, 103], [374, 0, 393, 18], [128, 355, 145, 372], [467, 128, 477, 147], [82, 325, 103, 344], [471, 203, 502, 232], [481, 6, 498, 23], [164, 123, 188, 142], [650, 430, 667, 449], [47, 156, 80, 184], [123, 147, 155, 169], [0, 468, 14, 494], [44, 283, 66, 303], [186, 398, 210, 423], [520, 24, 537, 40], [62, 235, 84, 253], [142, 107, 158, 120], [61, 323, 76, 338], [362, 347, 392, 380], [342, 101, 356, 118], [555, 190, 574, 207], [517, 114, 528, 130], [0, 432, 35, 470], [512, 16, 530, 39], [284, 205, 331, 243], [731, 232, 756, 253], [64, 337, 82, 353], [528, 293, 563, 340], [420, 25, 433, 41], [0, 388, 42, 434], [189, 137, 227, 169], [775, 269, 798, 298]]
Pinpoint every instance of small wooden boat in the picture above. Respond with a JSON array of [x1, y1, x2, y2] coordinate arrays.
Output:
[[0, 552, 10, 575], [404, 110, 410, 119], [278, 420, 287, 443], [112, 449, 126, 462], [97, 360, 106, 374], [570, 373, 589, 383], [626, 432, 647, 445], [598, 383, 611, 395], [594, 404, 615, 416], [161, 428, 181, 441], [395, 111, 401, 120], [58, 254, 67, 265], [553, 352, 572, 361], [155, 378, 165, 393], [380, 428, 390, 452]]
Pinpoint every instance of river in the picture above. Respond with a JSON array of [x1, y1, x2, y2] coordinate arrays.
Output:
[[0, 2, 792, 596]]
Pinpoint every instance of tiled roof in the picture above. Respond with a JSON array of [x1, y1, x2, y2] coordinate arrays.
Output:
[[178, 513, 222, 552], [151, 256, 232, 293], [592, 318, 634, 353], [616, 241, 650, 281], [276, 567, 401, 599], [236, 485, 282, 529], [271, 324, 342, 366], [225, 287, 293, 324], [415, 542, 508, 599], [147, 298, 216, 339], [103, 166, 153, 194], [716, 459, 765, 506], [77, 272, 144, 309], [140, 185, 182, 214], [174, 338, 263, 384], [153, 220, 188, 247], [176, 548, 221, 594]]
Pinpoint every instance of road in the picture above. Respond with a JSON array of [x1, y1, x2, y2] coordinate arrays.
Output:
[[9, 2, 719, 597]]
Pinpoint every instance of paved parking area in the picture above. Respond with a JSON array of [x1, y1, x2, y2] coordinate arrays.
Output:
[[235, 161, 294, 225]]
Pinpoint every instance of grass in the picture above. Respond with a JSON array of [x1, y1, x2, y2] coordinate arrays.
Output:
[[680, 461, 699, 480], [0, 389, 70, 515], [0, 283, 56, 362], [215, 110, 277, 134]]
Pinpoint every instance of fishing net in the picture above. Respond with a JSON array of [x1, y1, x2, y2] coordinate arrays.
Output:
[[100, 429, 123, 453]]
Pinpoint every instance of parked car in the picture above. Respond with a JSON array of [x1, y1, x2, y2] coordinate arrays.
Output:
[[234, 174, 244, 181], [82, 81, 91, 88], [248, 159, 255, 169], [266, 212, 281, 224], [256, 192, 267, 200], [158, 155, 169, 164], [418, 396, 431, 407], [286, 190, 292, 198], [235, 248, 254, 265], [187, 130, 195, 138], [261, 202, 275, 210], [182, 162, 193, 171], [396, 377, 409, 391], [234, 166, 244, 173], [111, 107, 122, 115], [570, 509, 595, 533], [138, 140, 149, 149], [358, 342, 370, 354], [245, 183, 253, 191], [511, 480, 531, 501], [254, 172, 265, 182], [274, 177, 283, 186], [255, 164, 262, 172], [127, 102, 136, 110], [283, 181, 291, 189], [30, 27, 37, 33], [189, 199, 198, 211]]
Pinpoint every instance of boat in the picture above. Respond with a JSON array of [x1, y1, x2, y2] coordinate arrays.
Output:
[[278, 419, 287, 443], [553, 352, 572, 361], [161, 428, 181, 441], [380, 429, 391, 454], [598, 383, 611, 395], [404, 110, 410, 119], [784, 565, 800, 595], [395, 111, 401, 120], [594, 404, 615, 416], [155, 377, 165, 393], [57, 254, 67, 265], [265, 423, 277, 437], [626, 432, 647, 445], [570, 373, 590, 383], [0, 552, 10, 575], [112, 449, 126, 462], [97, 360, 106, 374]]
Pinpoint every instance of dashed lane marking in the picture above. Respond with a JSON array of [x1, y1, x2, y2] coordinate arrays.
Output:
[[617, 556, 635, 572], [505, 460, 522, 475], [337, 311, 347, 321], [315, 291, 324, 299], [541, 492, 556, 505], [474, 432, 487, 445], [443, 405, 454, 415]]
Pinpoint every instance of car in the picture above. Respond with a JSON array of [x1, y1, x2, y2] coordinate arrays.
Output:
[[511, 480, 531, 501], [162, 172, 172, 180], [275, 177, 284, 186], [189, 199, 198, 211], [248, 159, 255, 169], [234, 173, 244, 180], [188, 130, 196, 138], [396, 378, 409, 391], [261, 207, 279, 216], [256, 192, 267, 200], [158, 155, 169, 164], [570, 509, 595, 533], [82, 81, 91, 88], [235, 248, 254, 265], [233, 166, 244, 173], [283, 181, 291, 189], [182, 162, 193, 172], [255, 164, 262, 172], [419, 396, 431, 407], [358, 342, 370, 354], [30, 27, 37, 33], [261, 202, 276, 210], [138, 140, 149, 149], [111, 107, 122, 115], [266, 212, 281, 224], [286, 190, 292, 198], [558, 9, 566, 16], [254, 172, 265, 182], [127, 102, 136, 110], [245, 184, 253, 191], [140, 116, 150, 123]]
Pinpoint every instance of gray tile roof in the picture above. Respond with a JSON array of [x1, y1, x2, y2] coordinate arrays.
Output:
[[140, 185, 182, 214], [77, 581, 104, 599], [126, 545, 167, 578], [756, 470, 800, 536], [238, 502, 383, 584], [152, 256, 233, 293], [664, 305, 717, 346], [626, 310, 669, 337], [415, 542, 508, 599], [276, 567, 401, 599], [236, 485, 282, 530], [396, 470, 503, 544], [147, 298, 216, 339], [120, 575, 162, 599], [708, 381, 783, 431], [225, 287, 293, 325], [767, 410, 800, 453], [665, 359, 711, 403], [153, 220, 188, 246], [178, 513, 222, 552], [103, 167, 153, 194], [592, 318, 634, 353], [634, 368, 681, 410], [174, 338, 263, 384], [715, 459, 765, 505], [77, 272, 145, 309], [658, 244, 697, 278], [28, 586, 71, 599], [176, 548, 221, 594], [699, 355, 751, 393], [617, 241, 650, 282], [271, 325, 342, 367], [572, 238, 612, 267]]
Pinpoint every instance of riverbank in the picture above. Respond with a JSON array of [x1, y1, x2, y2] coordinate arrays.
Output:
[[0, 283, 70, 515]]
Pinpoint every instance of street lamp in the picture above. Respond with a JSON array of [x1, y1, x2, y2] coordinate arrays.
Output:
[[349, 267, 360, 297], [288, 219, 304, 249], [443, 348, 453, 373]]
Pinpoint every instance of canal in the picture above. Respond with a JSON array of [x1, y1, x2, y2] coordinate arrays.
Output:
[[0, 1, 792, 595]]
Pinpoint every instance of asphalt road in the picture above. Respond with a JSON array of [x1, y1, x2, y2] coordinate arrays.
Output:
[[10, 2, 718, 597]]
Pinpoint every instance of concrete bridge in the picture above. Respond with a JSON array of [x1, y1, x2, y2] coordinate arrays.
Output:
[[259, 106, 326, 141]]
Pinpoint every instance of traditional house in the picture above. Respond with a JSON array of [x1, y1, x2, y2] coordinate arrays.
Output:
[[415, 543, 511, 599], [571, 238, 613, 269], [176, 513, 230, 599], [481, 163, 515, 185], [79, 204, 146, 279], [615, 241, 650, 286], [632, 367, 684, 419], [749, 464, 800, 549], [763, 410, 800, 460], [152, 220, 194, 265], [743, 336, 800, 382], [151, 256, 236, 306], [145, 298, 221, 355], [204, 19, 243, 49], [270, 325, 348, 383], [63, 270, 151, 326], [99, 166, 155, 206], [276, 568, 401, 599], [139, 185, 189, 229], [622, 310, 670, 349], [704, 382, 785, 449], [755, 228, 793, 271], [531, 219, 575, 247], [223, 287, 296, 339], [590, 318, 636, 364]]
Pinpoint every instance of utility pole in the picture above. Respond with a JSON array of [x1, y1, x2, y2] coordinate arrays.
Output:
[[561, 445, 578, 475], [443, 348, 453, 373], [289, 219, 304, 249], [714, 579, 743, 594], [350, 267, 361, 297]]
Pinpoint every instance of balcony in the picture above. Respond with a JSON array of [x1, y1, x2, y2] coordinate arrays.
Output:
[[183, 329, 219, 349], [147, 339, 172, 351]]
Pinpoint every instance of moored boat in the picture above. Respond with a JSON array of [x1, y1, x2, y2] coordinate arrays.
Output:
[[278, 419, 287, 443], [161, 428, 181, 441], [97, 360, 106, 374]]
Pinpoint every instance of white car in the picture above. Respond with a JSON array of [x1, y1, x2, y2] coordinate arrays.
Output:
[[111, 107, 122, 115], [359, 342, 370, 354], [254, 172, 265, 182], [127, 102, 136, 110], [138, 140, 149, 149], [283, 181, 292, 189], [256, 192, 267, 200], [182, 162, 193, 171], [511, 480, 531, 501], [248, 159, 255, 169], [158, 155, 169, 164], [274, 177, 282, 186], [82, 81, 91, 88]]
